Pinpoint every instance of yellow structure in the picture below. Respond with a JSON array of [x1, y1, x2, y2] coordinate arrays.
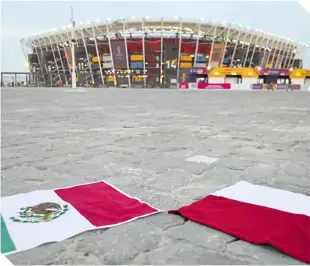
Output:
[[290, 69, 310, 79], [208, 68, 259, 78]]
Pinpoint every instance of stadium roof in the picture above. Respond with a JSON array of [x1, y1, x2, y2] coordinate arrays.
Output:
[[21, 18, 307, 55]]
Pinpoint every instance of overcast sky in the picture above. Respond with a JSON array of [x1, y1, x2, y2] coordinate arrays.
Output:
[[1, 0, 309, 72]]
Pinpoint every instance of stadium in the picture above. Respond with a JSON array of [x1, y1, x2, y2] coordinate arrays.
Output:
[[21, 18, 309, 89]]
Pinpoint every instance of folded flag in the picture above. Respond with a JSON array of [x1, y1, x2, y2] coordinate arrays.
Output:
[[169, 181, 310, 263], [1, 180, 160, 255]]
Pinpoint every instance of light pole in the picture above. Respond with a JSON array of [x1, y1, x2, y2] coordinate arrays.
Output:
[[71, 6, 77, 88]]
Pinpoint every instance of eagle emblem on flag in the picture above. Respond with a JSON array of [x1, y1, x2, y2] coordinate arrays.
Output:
[[10, 202, 69, 223]]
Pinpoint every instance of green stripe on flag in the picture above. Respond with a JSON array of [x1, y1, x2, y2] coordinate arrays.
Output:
[[1, 214, 16, 254]]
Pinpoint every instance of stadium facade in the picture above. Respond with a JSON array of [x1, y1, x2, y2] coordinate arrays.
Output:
[[21, 18, 308, 87]]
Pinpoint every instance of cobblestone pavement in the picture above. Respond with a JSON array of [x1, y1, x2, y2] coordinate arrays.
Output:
[[2, 88, 310, 265]]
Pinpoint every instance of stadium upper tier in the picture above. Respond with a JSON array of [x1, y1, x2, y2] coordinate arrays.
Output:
[[21, 18, 308, 87], [23, 19, 306, 50]]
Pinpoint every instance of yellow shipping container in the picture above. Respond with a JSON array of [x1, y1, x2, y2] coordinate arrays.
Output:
[[133, 76, 143, 82], [107, 76, 115, 82], [92, 56, 103, 63], [131, 55, 144, 61], [180, 62, 192, 68], [180, 55, 192, 62]]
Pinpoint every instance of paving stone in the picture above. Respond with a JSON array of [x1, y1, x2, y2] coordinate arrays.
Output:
[[74, 214, 184, 264], [2, 88, 310, 265], [165, 220, 236, 251], [132, 242, 249, 265], [225, 240, 306, 265]]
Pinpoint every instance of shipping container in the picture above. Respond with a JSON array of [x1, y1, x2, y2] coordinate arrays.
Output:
[[130, 62, 144, 68], [131, 55, 144, 61], [180, 62, 193, 68]]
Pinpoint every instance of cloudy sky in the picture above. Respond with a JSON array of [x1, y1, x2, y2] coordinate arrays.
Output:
[[1, 0, 309, 72]]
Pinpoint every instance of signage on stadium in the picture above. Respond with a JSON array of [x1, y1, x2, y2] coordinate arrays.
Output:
[[111, 41, 127, 68], [165, 60, 177, 69], [260, 68, 290, 76]]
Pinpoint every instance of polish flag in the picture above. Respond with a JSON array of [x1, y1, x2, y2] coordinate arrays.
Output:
[[169, 181, 310, 263]]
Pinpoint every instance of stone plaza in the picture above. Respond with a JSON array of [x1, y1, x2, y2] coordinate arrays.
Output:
[[2, 88, 310, 265]]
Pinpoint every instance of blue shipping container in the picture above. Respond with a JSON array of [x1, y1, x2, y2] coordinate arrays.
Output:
[[130, 62, 144, 68], [195, 56, 207, 63], [223, 57, 229, 64]]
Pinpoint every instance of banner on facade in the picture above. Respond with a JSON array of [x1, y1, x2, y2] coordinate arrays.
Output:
[[111, 41, 127, 69], [64, 47, 73, 70], [260, 68, 290, 76], [210, 43, 225, 68]]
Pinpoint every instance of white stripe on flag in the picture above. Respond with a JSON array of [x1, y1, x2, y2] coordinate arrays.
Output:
[[1, 190, 95, 253], [211, 181, 310, 216]]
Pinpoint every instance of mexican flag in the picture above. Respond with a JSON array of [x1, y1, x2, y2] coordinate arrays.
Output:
[[169, 181, 310, 263], [1, 181, 160, 255]]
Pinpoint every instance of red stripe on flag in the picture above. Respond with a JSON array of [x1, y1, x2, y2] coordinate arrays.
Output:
[[169, 195, 310, 263], [55, 181, 158, 227]]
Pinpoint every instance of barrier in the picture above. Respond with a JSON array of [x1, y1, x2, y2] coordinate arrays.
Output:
[[251, 84, 263, 90], [276, 84, 289, 90], [197, 83, 231, 89], [189, 83, 197, 89], [291, 84, 301, 90], [178, 82, 309, 91], [251, 83, 303, 91], [178, 83, 189, 89]]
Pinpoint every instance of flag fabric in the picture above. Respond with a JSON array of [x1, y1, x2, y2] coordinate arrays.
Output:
[[1, 181, 160, 255], [169, 181, 310, 263]]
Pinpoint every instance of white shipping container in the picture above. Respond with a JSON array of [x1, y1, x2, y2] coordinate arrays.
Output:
[[103, 55, 112, 61], [102, 62, 113, 69], [195, 63, 207, 68], [209, 62, 219, 68]]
